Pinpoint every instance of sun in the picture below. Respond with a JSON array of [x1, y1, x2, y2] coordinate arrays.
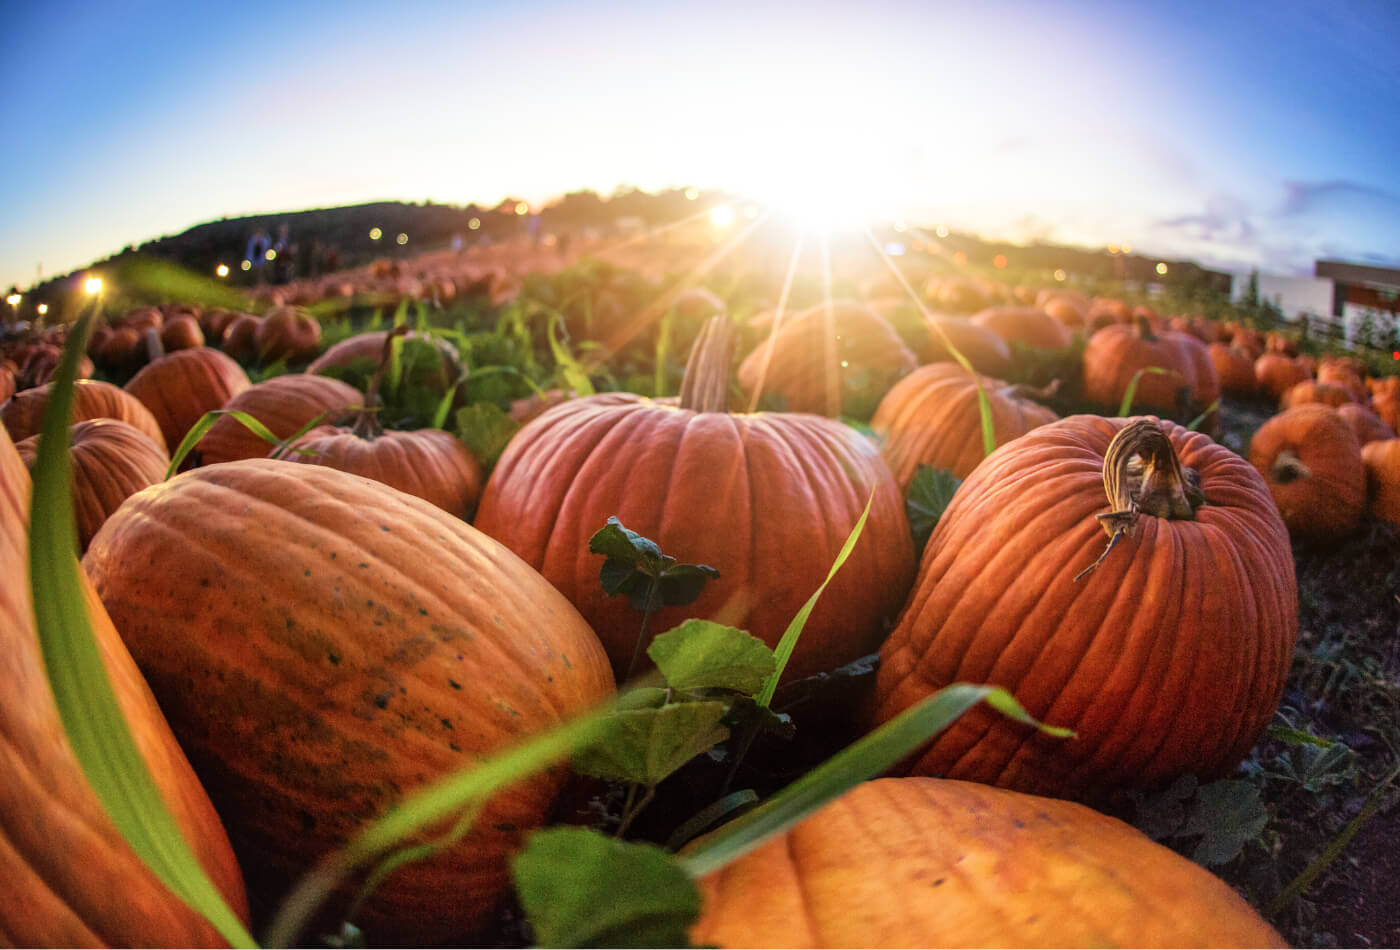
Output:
[[739, 140, 904, 237]]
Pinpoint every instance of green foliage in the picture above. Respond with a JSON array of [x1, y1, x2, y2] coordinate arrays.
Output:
[[454, 403, 521, 469], [513, 829, 700, 948], [648, 621, 776, 696], [906, 465, 960, 554], [1132, 775, 1269, 867], [590, 517, 720, 612], [574, 701, 731, 786]]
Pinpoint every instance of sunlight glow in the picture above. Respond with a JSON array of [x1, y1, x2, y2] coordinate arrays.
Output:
[[709, 204, 735, 228], [84, 277, 102, 295], [684, 187, 699, 200]]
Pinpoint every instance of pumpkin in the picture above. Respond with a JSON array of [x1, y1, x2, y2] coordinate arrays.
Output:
[[691, 777, 1284, 949], [82, 459, 614, 944], [1279, 379, 1356, 410], [1373, 388, 1400, 432], [919, 313, 1012, 376], [1088, 296, 1133, 325], [1208, 342, 1258, 395], [3, 378, 168, 453], [870, 417, 1296, 800], [194, 373, 362, 466], [124, 333, 251, 453], [96, 325, 146, 373], [199, 308, 241, 341], [924, 275, 992, 314], [0, 422, 248, 946], [219, 314, 263, 361], [1248, 404, 1365, 543], [0, 362, 13, 404], [870, 362, 1058, 487], [1338, 403, 1397, 446], [1362, 438, 1400, 528], [1254, 353, 1310, 400], [1265, 331, 1297, 356], [160, 314, 205, 351], [306, 329, 464, 399], [737, 302, 918, 418], [970, 306, 1073, 350], [1316, 363, 1367, 402], [1082, 317, 1220, 427], [1041, 295, 1086, 329], [254, 306, 322, 364], [16, 419, 168, 553], [475, 317, 916, 685]]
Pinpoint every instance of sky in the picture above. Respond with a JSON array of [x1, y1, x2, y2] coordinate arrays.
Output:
[[3, 0, 1399, 292]]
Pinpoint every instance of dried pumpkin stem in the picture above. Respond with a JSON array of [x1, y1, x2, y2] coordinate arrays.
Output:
[[1075, 419, 1204, 581], [352, 325, 412, 440], [142, 327, 165, 364], [1271, 449, 1312, 484], [679, 315, 734, 413]]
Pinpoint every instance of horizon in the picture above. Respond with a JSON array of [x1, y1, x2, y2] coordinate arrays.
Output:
[[5, 0, 1399, 292]]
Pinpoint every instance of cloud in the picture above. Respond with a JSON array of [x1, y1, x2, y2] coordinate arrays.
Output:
[[1277, 179, 1400, 218]]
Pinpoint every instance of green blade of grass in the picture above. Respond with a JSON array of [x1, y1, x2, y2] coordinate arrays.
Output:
[[1187, 398, 1220, 432], [678, 683, 1072, 878], [28, 307, 257, 948], [754, 489, 873, 708], [165, 408, 315, 478], [1117, 366, 1172, 416]]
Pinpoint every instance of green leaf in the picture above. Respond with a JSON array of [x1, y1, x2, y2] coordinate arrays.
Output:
[[680, 683, 1070, 877], [755, 489, 874, 707], [454, 403, 520, 469], [513, 828, 699, 948], [906, 465, 960, 553], [647, 620, 776, 695], [1117, 366, 1173, 416], [1180, 779, 1269, 866], [549, 314, 597, 397], [28, 307, 257, 947], [657, 562, 720, 607], [589, 517, 666, 569], [665, 789, 760, 852], [573, 701, 731, 786]]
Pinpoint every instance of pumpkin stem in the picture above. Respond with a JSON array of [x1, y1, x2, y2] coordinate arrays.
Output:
[[1271, 449, 1312, 484], [1005, 379, 1062, 402], [678, 315, 734, 413], [1076, 418, 1205, 581], [1135, 314, 1158, 342], [352, 325, 411, 440], [142, 327, 166, 364]]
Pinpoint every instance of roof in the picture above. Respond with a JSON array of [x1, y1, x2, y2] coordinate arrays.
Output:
[[1315, 259, 1400, 289]]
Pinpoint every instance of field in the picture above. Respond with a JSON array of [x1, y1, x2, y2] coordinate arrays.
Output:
[[4, 222, 1400, 948]]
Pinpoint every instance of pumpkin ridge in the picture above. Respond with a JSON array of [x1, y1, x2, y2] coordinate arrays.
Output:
[[782, 816, 824, 945]]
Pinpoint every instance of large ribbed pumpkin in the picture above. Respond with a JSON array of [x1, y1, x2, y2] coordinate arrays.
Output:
[[83, 460, 614, 944], [0, 424, 248, 946], [870, 362, 1058, 488], [1248, 404, 1365, 543], [970, 306, 1073, 350], [124, 338, 251, 451], [691, 777, 1284, 949], [475, 318, 916, 684], [194, 373, 362, 465], [16, 419, 169, 553], [3, 378, 168, 452], [1083, 317, 1220, 425], [870, 416, 1296, 801], [737, 301, 917, 418]]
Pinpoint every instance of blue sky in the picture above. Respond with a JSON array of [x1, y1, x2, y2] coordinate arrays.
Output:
[[3, 0, 1399, 291]]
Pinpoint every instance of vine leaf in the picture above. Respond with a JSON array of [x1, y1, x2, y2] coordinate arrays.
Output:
[[590, 517, 719, 611], [647, 620, 775, 695], [573, 701, 731, 786]]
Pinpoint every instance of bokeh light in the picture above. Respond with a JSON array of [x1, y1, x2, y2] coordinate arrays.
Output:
[[710, 204, 735, 228], [84, 276, 102, 295]]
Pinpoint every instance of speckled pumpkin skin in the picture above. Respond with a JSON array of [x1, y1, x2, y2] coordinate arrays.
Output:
[[83, 459, 614, 945], [871, 415, 1296, 802], [692, 778, 1285, 949]]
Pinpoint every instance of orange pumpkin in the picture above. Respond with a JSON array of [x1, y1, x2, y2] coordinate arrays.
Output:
[[1254, 353, 1311, 401], [219, 314, 263, 361], [194, 373, 362, 466], [15, 419, 168, 553], [970, 306, 1073, 350], [920, 313, 1012, 376], [1248, 404, 1365, 543], [83, 459, 613, 944], [1373, 388, 1400, 432], [1209, 342, 1258, 395], [924, 275, 992, 314], [870, 362, 1058, 487], [1083, 317, 1220, 426], [1337, 403, 1397, 446], [0, 422, 248, 946], [160, 314, 205, 352], [476, 317, 915, 685], [254, 306, 322, 363], [2, 378, 168, 453], [124, 335, 251, 453], [737, 302, 917, 417], [692, 777, 1284, 949], [1279, 379, 1356, 409], [1362, 438, 1400, 528], [870, 417, 1295, 801]]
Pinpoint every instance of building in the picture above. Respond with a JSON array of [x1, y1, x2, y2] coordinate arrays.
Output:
[[1232, 259, 1400, 346]]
